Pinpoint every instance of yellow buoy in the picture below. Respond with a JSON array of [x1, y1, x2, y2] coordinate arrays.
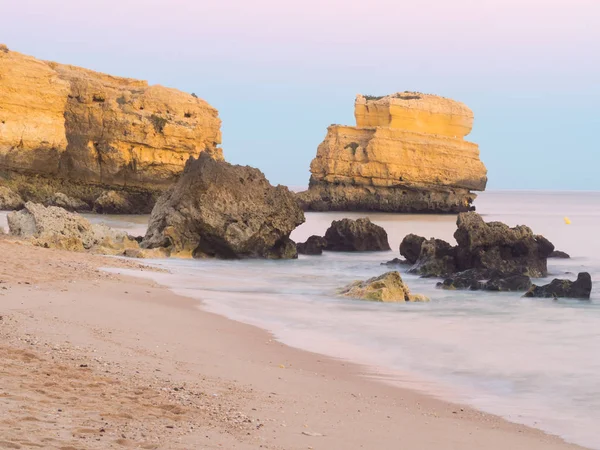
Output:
[[564, 217, 571, 225]]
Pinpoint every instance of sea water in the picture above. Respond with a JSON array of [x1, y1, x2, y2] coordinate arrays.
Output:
[[4, 191, 600, 448]]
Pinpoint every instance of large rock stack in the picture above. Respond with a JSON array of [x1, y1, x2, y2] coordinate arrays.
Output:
[[297, 92, 488, 213]]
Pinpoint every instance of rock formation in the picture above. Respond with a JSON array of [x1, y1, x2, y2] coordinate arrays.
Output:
[[7, 202, 139, 253], [401, 212, 555, 278], [340, 271, 429, 302], [296, 235, 328, 255], [141, 153, 305, 259], [324, 218, 390, 251], [523, 272, 592, 299], [0, 45, 221, 213], [437, 269, 532, 292], [297, 92, 487, 213]]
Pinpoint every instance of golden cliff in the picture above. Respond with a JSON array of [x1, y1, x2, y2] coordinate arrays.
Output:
[[0, 44, 221, 213], [297, 92, 487, 213]]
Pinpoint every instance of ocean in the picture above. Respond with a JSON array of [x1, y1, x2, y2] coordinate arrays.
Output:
[[4, 190, 599, 448]]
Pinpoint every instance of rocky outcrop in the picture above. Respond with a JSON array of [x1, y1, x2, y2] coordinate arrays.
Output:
[[438, 269, 532, 292], [0, 187, 24, 210], [0, 45, 221, 213], [141, 153, 305, 259], [296, 235, 328, 255], [340, 271, 429, 302], [524, 273, 592, 299], [297, 92, 487, 213], [402, 212, 555, 278], [47, 192, 90, 212], [7, 202, 138, 253], [324, 218, 390, 252]]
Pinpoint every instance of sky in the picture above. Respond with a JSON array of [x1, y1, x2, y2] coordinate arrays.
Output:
[[1, 0, 598, 190]]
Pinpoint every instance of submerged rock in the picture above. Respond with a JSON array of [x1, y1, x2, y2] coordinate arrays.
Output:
[[340, 271, 429, 303], [549, 250, 570, 259], [324, 218, 390, 252], [523, 272, 592, 299], [438, 269, 532, 292], [297, 92, 487, 213], [402, 212, 554, 278], [382, 257, 410, 266], [296, 235, 328, 255], [142, 153, 305, 259], [7, 202, 138, 253]]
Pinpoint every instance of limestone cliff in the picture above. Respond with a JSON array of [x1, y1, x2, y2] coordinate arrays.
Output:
[[297, 92, 487, 213], [0, 44, 221, 212]]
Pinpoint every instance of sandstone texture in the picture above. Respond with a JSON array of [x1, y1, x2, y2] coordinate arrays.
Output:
[[297, 92, 487, 213], [340, 271, 429, 302], [401, 212, 555, 279], [0, 45, 221, 213], [324, 218, 390, 252], [524, 272, 592, 299], [7, 202, 139, 253], [141, 153, 305, 259]]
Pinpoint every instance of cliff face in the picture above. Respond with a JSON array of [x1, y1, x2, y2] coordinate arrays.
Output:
[[297, 92, 488, 213], [0, 45, 222, 212]]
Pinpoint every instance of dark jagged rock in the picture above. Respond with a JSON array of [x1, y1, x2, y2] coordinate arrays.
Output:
[[549, 250, 570, 259], [438, 268, 532, 292], [382, 258, 410, 266], [409, 238, 457, 278], [141, 153, 305, 259], [399, 234, 426, 264], [403, 212, 555, 278], [324, 218, 390, 252], [296, 235, 328, 255], [523, 272, 592, 299]]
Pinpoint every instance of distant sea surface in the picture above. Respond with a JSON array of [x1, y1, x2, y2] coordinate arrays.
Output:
[[3, 191, 599, 449]]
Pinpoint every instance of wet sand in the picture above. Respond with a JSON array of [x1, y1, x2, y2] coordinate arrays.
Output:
[[0, 238, 587, 449]]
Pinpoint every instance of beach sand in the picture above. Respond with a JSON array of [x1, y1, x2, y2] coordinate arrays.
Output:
[[0, 238, 587, 449]]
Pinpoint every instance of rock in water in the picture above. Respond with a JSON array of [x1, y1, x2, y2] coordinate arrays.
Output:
[[297, 92, 487, 213], [141, 153, 305, 259], [0, 46, 221, 213], [438, 269, 532, 292], [324, 218, 390, 252], [340, 271, 429, 302], [296, 235, 328, 255], [399, 234, 426, 264], [549, 250, 570, 259], [7, 202, 138, 253], [401, 212, 555, 278], [524, 272, 592, 299], [453, 212, 554, 278]]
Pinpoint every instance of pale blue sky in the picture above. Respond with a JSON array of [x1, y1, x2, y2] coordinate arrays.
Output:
[[2, 0, 598, 189]]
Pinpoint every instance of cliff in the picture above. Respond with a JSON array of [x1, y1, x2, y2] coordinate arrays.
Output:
[[0, 44, 222, 213], [297, 92, 488, 213]]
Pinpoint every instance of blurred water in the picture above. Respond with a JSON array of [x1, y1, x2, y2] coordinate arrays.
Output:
[[4, 191, 600, 448]]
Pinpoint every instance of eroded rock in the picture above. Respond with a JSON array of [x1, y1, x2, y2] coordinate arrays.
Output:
[[296, 235, 327, 255], [0, 47, 222, 213], [94, 190, 133, 214], [142, 153, 305, 259], [438, 269, 532, 292], [48, 192, 90, 212], [524, 272, 592, 299], [549, 250, 570, 259], [7, 202, 138, 253], [403, 212, 554, 278], [324, 218, 390, 252], [340, 271, 429, 302], [297, 92, 487, 213], [0, 186, 24, 210]]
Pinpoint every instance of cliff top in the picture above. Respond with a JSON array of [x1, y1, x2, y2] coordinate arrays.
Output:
[[356, 92, 473, 118]]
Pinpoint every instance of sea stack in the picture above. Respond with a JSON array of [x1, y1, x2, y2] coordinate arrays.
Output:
[[0, 45, 221, 213], [297, 92, 488, 213]]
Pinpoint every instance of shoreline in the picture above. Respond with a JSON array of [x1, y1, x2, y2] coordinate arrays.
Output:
[[0, 239, 588, 449]]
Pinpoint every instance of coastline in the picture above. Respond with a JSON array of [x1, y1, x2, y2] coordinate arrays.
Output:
[[0, 239, 588, 449]]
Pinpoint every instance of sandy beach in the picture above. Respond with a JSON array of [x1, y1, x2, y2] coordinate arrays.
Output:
[[0, 238, 587, 450]]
